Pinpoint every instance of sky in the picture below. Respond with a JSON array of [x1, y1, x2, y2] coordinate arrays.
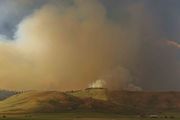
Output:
[[0, 0, 180, 91]]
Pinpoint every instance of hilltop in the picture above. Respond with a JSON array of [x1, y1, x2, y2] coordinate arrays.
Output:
[[67, 88, 108, 101], [0, 89, 180, 114]]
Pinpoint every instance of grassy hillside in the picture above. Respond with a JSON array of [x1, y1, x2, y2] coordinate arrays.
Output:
[[0, 89, 180, 114], [0, 91, 84, 113], [0, 90, 111, 114]]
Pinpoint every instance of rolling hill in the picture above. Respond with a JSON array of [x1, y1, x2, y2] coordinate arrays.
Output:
[[0, 91, 80, 113], [0, 90, 111, 114], [0, 89, 180, 114]]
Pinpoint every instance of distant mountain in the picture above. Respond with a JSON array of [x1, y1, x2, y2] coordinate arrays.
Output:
[[0, 89, 180, 114], [0, 90, 17, 100]]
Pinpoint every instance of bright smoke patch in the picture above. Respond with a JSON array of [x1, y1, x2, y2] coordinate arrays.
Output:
[[88, 79, 106, 88]]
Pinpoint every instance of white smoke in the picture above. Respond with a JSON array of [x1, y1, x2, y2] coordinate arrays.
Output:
[[88, 79, 106, 88]]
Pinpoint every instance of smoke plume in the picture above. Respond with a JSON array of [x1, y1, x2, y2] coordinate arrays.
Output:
[[89, 79, 106, 88], [0, 0, 142, 91]]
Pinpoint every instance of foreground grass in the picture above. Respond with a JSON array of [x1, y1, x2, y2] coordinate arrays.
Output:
[[0, 112, 180, 120]]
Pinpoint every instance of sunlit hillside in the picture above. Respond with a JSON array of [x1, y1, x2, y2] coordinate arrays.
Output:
[[0, 89, 180, 114]]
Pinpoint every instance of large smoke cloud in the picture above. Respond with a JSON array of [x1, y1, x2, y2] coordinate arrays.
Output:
[[0, 0, 142, 91], [0, 0, 179, 91]]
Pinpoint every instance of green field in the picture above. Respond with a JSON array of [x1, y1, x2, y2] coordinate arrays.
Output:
[[0, 113, 179, 120]]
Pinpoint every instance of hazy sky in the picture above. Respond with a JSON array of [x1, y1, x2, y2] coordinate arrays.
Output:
[[0, 0, 180, 91]]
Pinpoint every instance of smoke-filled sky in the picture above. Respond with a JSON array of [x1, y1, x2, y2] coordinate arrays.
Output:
[[0, 0, 180, 91]]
